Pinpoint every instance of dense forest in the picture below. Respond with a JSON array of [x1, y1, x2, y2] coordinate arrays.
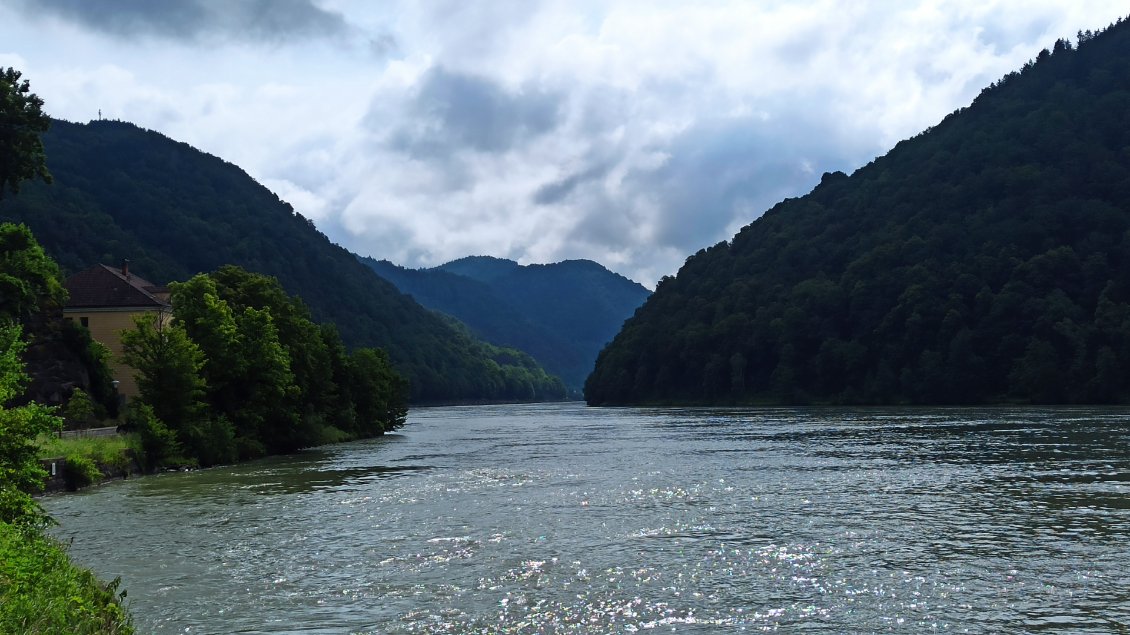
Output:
[[0, 119, 565, 403], [361, 255, 649, 391], [122, 265, 408, 466], [587, 18, 1130, 405]]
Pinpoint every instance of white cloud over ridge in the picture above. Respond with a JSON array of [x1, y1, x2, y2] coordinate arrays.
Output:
[[1, 1, 1125, 286]]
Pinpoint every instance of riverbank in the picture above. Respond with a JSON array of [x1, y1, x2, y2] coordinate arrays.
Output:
[[36, 432, 144, 493], [0, 521, 133, 633], [3, 433, 142, 632]]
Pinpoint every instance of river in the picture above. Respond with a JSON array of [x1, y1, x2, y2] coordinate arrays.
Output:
[[44, 403, 1130, 633]]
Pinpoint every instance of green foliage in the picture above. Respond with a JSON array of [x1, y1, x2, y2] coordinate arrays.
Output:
[[62, 454, 101, 490], [120, 313, 208, 434], [37, 434, 134, 473], [229, 306, 299, 457], [0, 321, 24, 403], [62, 388, 97, 429], [588, 18, 1130, 406], [349, 347, 408, 432], [0, 522, 133, 634], [0, 214, 134, 632], [0, 67, 52, 199], [168, 274, 241, 410], [0, 224, 113, 424], [121, 401, 180, 470], [0, 222, 66, 322], [0, 323, 61, 527], [125, 265, 411, 467]]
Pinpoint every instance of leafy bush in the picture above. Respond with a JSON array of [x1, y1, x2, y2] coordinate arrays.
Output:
[[62, 387, 98, 429], [63, 454, 102, 490], [0, 322, 61, 527], [0, 522, 133, 634], [121, 401, 179, 471]]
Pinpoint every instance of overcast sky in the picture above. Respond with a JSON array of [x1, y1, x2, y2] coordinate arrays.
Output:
[[1, 1, 1124, 286]]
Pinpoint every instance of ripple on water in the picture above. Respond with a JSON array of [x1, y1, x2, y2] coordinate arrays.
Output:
[[43, 404, 1130, 634]]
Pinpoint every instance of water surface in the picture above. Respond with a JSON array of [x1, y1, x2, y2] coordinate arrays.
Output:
[[45, 403, 1130, 633]]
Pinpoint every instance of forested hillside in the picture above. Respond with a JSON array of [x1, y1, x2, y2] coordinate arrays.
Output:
[[0, 119, 565, 403], [362, 256, 650, 390], [587, 18, 1130, 405]]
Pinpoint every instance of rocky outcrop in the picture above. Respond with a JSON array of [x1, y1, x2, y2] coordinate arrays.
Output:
[[22, 331, 91, 407], [13, 312, 117, 419]]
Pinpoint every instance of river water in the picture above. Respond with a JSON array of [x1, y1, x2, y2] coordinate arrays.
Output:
[[44, 403, 1130, 633]]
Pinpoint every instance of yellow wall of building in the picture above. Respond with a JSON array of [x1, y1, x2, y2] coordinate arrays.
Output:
[[64, 308, 169, 399]]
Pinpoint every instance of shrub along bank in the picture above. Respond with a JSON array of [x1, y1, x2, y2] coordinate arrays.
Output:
[[1, 322, 134, 632], [0, 521, 133, 634], [37, 433, 140, 490]]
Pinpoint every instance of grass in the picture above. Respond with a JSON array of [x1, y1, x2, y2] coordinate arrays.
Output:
[[37, 434, 138, 472], [0, 521, 134, 634]]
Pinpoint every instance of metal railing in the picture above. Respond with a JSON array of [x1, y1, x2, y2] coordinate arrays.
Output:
[[59, 426, 120, 439]]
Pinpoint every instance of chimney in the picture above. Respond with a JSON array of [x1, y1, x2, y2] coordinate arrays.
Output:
[[121, 259, 130, 279]]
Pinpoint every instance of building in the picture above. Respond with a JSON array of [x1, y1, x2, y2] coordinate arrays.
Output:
[[63, 262, 171, 398]]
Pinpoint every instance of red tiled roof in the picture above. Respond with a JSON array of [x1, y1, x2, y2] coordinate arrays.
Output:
[[64, 264, 170, 309]]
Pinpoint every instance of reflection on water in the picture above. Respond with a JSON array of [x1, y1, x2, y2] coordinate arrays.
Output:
[[44, 403, 1130, 633]]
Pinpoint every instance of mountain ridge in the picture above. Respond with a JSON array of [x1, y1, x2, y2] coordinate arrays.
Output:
[[361, 255, 650, 390], [0, 118, 566, 403], [587, 17, 1130, 405]]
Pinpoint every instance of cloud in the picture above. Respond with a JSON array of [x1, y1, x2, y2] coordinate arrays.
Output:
[[533, 162, 610, 206], [20, 0, 350, 43], [624, 107, 868, 252], [4, 1, 1127, 287], [385, 67, 562, 157], [328, 1, 1130, 286]]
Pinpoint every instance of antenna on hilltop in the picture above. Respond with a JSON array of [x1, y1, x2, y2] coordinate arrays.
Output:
[[98, 109, 102, 120]]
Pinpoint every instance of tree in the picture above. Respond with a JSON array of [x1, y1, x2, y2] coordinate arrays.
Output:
[[119, 313, 207, 437], [229, 306, 300, 456], [0, 67, 51, 198], [61, 388, 97, 429], [209, 265, 335, 420], [169, 274, 242, 413], [0, 223, 66, 322], [121, 401, 180, 471], [0, 323, 61, 527], [349, 347, 409, 434]]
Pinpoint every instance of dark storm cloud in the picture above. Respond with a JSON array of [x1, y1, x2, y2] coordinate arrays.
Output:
[[388, 67, 562, 156], [369, 32, 400, 58], [638, 116, 859, 251], [21, 0, 349, 42], [533, 162, 610, 205], [555, 106, 873, 255]]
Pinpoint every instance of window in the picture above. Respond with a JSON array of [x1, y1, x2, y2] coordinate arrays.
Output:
[[80, 317, 89, 328]]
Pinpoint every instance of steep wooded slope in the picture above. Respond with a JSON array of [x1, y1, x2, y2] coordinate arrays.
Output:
[[587, 19, 1130, 405], [0, 119, 565, 402], [362, 256, 650, 390]]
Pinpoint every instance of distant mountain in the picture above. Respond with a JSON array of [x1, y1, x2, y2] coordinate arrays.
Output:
[[588, 17, 1130, 405], [437, 255, 523, 283], [360, 255, 650, 390], [0, 119, 565, 403]]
